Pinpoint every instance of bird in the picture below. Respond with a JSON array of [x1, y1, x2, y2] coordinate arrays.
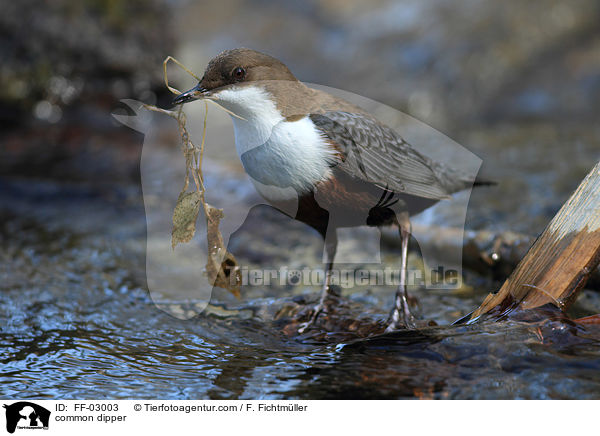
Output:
[[172, 48, 487, 333]]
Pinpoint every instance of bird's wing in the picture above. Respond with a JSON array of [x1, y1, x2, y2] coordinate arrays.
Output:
[[310, 111, 471, 200]]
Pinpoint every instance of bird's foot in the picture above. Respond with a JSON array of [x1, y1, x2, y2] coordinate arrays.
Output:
[[385, 305, 417, 332], [297, 302, 327, 334]]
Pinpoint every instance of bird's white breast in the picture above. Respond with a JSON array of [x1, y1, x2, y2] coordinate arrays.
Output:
[[212, 85, 336, 201]]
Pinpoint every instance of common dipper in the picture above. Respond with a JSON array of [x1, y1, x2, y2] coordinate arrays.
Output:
[[173, 48, 484, 332]]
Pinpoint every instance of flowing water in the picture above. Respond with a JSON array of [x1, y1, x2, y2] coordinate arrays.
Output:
[[2, 143, 600, 399]]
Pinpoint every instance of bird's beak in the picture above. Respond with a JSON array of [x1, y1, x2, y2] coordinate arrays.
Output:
[[172, 83, 208, 106]]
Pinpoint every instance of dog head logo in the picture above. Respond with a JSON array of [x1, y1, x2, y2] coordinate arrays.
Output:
[[3, 402, 50, 433]]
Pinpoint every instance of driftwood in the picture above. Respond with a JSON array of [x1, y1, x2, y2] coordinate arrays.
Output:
[[469, 161, 600, 321]]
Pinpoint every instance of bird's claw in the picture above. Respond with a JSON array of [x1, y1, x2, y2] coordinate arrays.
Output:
[[297, 303, 326, 334], [385, 306, 417, 332]]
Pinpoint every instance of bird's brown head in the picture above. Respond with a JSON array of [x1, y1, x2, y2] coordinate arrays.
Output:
[[172, 48, 297, 105]]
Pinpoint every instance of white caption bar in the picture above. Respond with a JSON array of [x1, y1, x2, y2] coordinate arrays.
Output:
[[0, 400, 592, 436]]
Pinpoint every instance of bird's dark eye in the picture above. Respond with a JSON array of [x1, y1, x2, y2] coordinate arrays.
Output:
[[232, 67, 246, 81]]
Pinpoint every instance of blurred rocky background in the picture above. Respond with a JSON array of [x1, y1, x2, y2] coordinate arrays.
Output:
[[1, 0, 599, 228], [177, 0, 600, 128], [2, 0, 600, 400], [2, 0, 600, 296], [0, 0, 175, 181]]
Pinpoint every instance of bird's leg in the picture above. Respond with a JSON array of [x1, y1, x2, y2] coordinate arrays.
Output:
[[386, 214, 417, 332], [298, 231, 337, 333]]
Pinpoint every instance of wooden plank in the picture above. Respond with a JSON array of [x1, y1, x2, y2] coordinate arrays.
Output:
[[469, 161, 600, 321]]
